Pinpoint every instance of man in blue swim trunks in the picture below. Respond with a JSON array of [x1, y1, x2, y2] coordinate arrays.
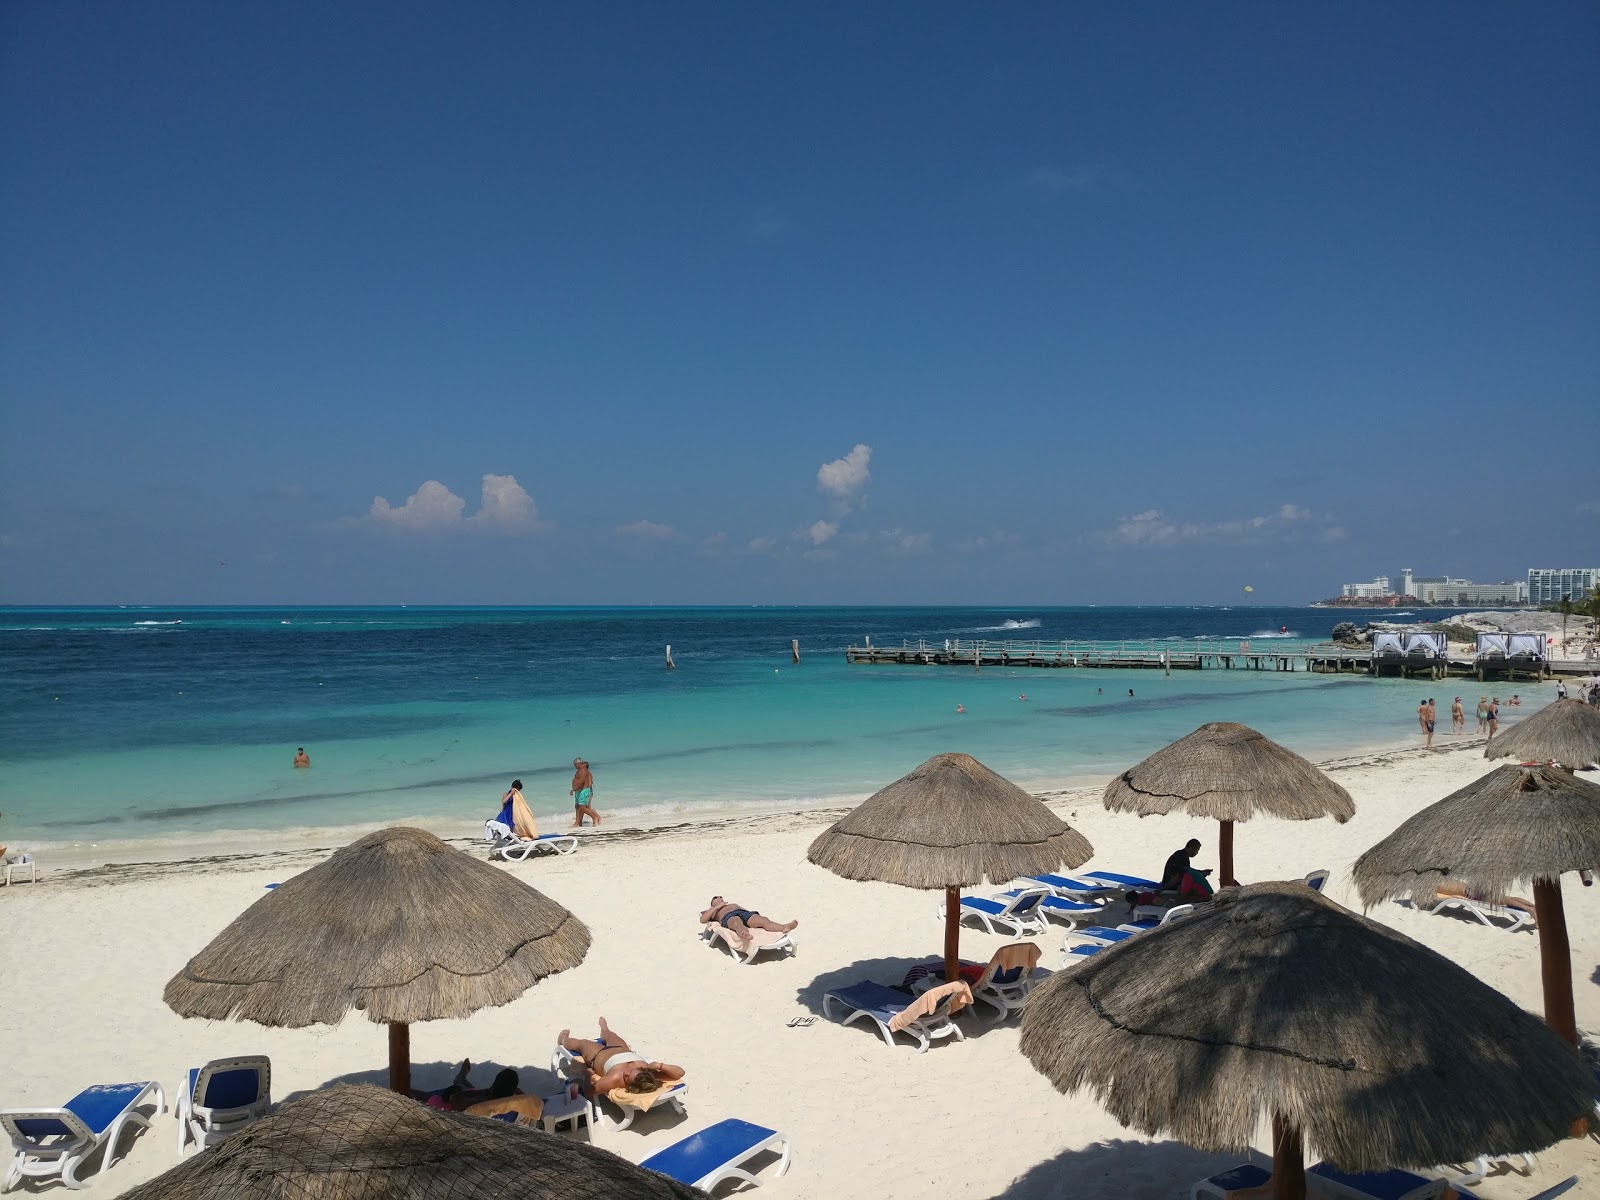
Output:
[[699, 896, 798, 938], [569, 758, 601, 827]]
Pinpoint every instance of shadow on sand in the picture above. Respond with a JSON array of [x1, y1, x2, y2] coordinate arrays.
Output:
[[987, 1137, 1257, 1200]]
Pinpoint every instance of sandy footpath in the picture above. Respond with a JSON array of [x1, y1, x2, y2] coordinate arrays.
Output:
[[1, 740, 1596, 1199]]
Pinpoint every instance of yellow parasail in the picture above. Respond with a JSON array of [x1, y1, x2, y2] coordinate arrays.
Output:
[[1243, 585, 1254, 593]]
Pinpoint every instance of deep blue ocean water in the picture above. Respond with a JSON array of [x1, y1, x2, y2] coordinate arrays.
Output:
[[0, 605, 1512, 850]]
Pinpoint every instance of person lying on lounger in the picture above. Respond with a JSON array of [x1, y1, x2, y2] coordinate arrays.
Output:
[[699, 896, 799, 938], [411, 1059, 522, 1110], [559, 1018, 684, 1096]]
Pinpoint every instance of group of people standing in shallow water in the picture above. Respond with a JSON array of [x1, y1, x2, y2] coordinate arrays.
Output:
[[1414, 693, 1524, 748]]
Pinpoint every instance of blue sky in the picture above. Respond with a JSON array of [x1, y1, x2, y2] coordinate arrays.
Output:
[[2, 3, 1595, 605]]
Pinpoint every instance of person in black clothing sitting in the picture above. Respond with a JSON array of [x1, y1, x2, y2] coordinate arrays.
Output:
[[1159, 839, 1213, 899]]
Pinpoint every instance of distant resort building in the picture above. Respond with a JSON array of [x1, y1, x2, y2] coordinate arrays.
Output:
[[1527, 567, 1600, 606], [1340, 576, 1391, 599], [1320, 568, 1527, 607]]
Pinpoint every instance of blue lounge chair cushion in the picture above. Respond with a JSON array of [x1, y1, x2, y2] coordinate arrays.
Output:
[[1078, 927, 1134, 943], [641, 1118, 779, 1185], [1308, 1164, 1441, 1200], [993, 966, 1024, 985], [1031, 873, 1105, 893], [826, 981, 912, 1018], [1083, 870, 1160, 889], [1066, 944, 1102, 958], [14, 1083, 152, 1140], [960, 896, 1006, 916], [1205, 1164, 1272, 1192], [188, 1066, 263, 1111]]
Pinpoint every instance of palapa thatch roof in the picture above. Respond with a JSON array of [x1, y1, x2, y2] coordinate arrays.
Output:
[[807, 752, 1092, 889], [1019, 882, 1589, 1171], [1353, 764, 1600, 905], [119, 1084, 700, 1199], [1102, 722, 1355, 823], [165, 826, 590, 1027], [1484, 698, 1600, 770]]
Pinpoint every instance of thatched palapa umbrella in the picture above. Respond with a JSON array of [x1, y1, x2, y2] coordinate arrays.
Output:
[[1020, 883, 1589, 1200], [120, 1084, 700, 1199], [1102, 722, 1354, 886], [807, 753, 1092, 982], [165, 826, 590, 1095], [1484, 697, 1600, 770], [1353, 765, 1600, 1052]]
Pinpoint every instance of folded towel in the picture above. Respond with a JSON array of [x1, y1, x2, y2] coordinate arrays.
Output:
[[888, 980, 971, 1032], [463, 1094, 545, 1125], [603, 1075, 686, 1111]]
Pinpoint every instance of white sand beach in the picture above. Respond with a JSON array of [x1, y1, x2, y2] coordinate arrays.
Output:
[[2, 740, 1596, 1199]]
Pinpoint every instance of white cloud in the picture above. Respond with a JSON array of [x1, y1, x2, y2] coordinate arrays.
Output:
[[881, 528, 932, 554], [362, 474, 544, 535], [806, 520, 839, 546], [699, 531, 729, 554], [1321, 526, 1348, 542], [817, 444, 872, 515], [470, 474, 540, 532], [369, 480, 467, 531], [616, 520, 678, 541], [746, 536, 776, 553], [1092, 503, 1327, 549]]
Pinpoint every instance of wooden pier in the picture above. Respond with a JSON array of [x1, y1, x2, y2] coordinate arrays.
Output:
[[844, 638, 1594, 678]]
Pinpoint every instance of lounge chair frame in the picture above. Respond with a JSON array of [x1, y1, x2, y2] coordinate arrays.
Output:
[[701, 924, 797, 965], [640, 1117, 792, 1192], [550, 1043, 688, 1131], [821, 982, 966, 1053], [491, 833, 578, 861], [1428, 894, 1534, 933], [2, 1081, 166, 1192], [950, 887, 1051, 936]]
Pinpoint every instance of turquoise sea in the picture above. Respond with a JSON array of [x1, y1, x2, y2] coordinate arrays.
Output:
[[0, 606, 1526, 851]]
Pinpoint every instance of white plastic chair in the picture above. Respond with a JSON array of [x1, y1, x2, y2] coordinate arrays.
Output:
[[175, 1056, 271, 1154], [2, 857, 35, 887], [1428, 893, 1535, 932], [821, 981, 967, 1053]]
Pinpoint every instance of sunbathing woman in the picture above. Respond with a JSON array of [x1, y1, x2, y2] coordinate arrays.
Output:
[[559, 1018, 684, 1097]]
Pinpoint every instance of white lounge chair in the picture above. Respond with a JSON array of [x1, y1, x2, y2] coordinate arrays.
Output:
[[1067, 903, 1195, 948], [175, 1056, 270, 1154], [1427, 892, 1535, 933], [2, 856, 35, 887], [701, 923, 796, 965], [550, 1042, 688, 1131], [1024, 872, 1124, 898], [950, 887, 1050, 936], [491, 833, 578, 861], [640, 1117, 792, 1192], [998, 887, 1105, 925], [1302, 869, 1330, 892], [821, 981, 967, 1053], [2, 1081, 166, 1192]]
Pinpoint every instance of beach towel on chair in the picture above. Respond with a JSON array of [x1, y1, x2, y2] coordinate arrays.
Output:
[[888, 980, 972, 1032], [992, 941, 1041, 976], [463, 1095, 544, 1125], [604, 1075, 687, 1111], [509, 790, 538, 839]]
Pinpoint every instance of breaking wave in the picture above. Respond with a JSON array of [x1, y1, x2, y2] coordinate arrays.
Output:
[[970, 619, 1042, 632]]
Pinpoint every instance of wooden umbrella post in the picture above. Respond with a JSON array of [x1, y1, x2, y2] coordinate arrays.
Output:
[[1270, 1114, 1307, 1200], [1531, 876, 1587, 1137], [388, 1022, 411, 1096], [944, 886, 961, 983], [1218, 819, 1237, 887]]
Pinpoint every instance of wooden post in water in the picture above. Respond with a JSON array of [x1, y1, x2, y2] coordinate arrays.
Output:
[[665, 645, 676, 670], [791, 639, 801, 664]]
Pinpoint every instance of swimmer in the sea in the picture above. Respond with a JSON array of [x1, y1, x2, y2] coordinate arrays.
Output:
[[293, 747, 310, 768]]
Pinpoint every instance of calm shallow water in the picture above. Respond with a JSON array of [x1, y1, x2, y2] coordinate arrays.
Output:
[[0, 605, 1527, 848]]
